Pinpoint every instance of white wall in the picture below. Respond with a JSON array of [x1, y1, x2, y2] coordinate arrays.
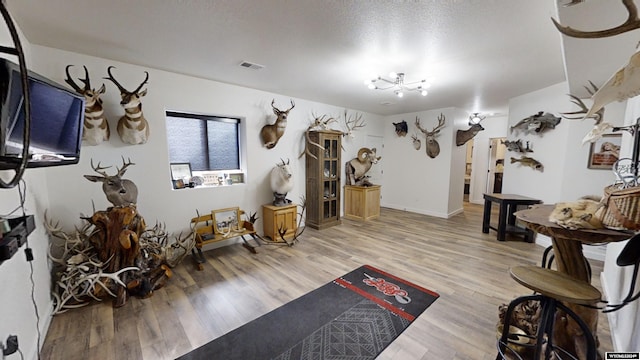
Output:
[[0, 20, 53, 360], [381, 108, 467, 218], [29, 45, 384, 240]]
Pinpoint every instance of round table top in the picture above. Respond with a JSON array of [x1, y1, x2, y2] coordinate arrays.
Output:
[[514, 204, 634, 244]]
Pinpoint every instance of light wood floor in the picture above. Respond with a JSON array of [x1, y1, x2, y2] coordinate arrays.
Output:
[[40, 202, 612, 359]]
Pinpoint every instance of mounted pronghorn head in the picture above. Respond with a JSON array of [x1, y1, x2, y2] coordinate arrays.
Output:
[[104, 66, 150, 145], [415, 113, 446, 158], [260, 99, 295, 149], [64, 65, 110, 145]]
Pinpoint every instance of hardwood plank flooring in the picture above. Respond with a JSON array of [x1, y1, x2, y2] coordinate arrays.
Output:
[[40, 203, 612, 359]]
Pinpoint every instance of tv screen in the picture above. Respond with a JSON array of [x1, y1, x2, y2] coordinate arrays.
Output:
[[0, 58, 85, 170]]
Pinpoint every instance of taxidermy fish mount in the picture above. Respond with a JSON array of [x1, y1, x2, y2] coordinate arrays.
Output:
[[501, 139, 533, 153], [510, 111, 561, 135], [511, 156, 543, 172]]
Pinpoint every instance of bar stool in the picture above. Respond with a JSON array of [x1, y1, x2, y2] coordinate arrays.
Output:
[[497, 266, 600, 360]]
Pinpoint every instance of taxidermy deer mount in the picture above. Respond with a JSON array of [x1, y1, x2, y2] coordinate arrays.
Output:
[[456, 114, 485, 146], [415, 113, 446, 158], [104, 66, 150, 145], [84, 157, 138, 207], [64, 65, 110, 146], [261, 99, 295, 149]]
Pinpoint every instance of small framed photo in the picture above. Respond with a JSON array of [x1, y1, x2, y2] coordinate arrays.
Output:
[[170, 163, 192, 180], [588, 133, 621, 170], [212, 207, 240, 234]]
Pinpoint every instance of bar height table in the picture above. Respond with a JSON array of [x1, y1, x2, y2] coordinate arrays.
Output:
[[482, 193, 542, 241]]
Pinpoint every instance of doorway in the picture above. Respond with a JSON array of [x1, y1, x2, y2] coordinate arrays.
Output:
[[464, 139, 474, 202], [487, 137, 506, 194]]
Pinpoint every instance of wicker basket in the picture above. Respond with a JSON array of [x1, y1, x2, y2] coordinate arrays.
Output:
[[597, 184, 640, 230]]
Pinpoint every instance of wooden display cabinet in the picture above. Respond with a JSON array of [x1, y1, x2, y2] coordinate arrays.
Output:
[[305, 130, 342, 229], [344, 185, 381, 221], [262, 203, 297, 242]]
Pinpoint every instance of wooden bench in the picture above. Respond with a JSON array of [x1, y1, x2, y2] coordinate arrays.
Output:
[[190, 207, 261, 270]]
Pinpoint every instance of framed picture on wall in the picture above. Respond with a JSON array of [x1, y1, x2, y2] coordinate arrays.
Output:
[[588, 133, 621, 170], [170, 163, 192, 180]]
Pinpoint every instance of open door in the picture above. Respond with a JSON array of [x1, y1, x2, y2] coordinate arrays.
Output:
[[487, 138, 506, 194]]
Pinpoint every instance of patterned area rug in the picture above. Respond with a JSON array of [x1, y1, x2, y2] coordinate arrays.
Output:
[[177, 265, 439, 360]]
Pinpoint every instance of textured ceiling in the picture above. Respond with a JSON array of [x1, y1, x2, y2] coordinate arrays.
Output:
[[4, 0, 579, 116]]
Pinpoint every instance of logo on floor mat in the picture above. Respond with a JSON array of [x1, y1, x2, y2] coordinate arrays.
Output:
[[363, 273, 411, 304]]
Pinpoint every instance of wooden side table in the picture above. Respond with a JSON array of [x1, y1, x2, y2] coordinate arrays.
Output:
[[262, 203, 297, 242], [482, 193, 542, 241], [344, 185, 381, 221], [515, 205, 633, 358]]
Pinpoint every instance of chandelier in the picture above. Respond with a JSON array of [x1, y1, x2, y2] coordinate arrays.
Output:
[[364, 72, 430, 97]]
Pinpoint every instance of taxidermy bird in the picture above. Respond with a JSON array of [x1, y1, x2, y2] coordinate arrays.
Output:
[[584, 50, 640, 119]]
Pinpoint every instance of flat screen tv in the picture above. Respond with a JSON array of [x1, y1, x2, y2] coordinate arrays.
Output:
[[0, 58, 85, 170]]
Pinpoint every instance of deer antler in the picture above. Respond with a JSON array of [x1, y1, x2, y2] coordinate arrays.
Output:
[[90, 159, 112, 177], [551, 0, 640, 38], [343, 110, 366, 137], [116, 156, 135, 177], [561, 81, 603, 123], [416, 113, 446, 135]]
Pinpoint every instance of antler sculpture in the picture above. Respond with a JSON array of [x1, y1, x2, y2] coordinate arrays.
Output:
[[551, 0, 640, 38]]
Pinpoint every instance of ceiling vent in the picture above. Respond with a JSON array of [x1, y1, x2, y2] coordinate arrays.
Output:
[[239, 61, 264, 70]]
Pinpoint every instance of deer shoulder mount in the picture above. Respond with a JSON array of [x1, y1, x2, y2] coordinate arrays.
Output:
[[261, 99, 295, 149], [456, 123, 484, 146], [270, 158, 294, 206], [64, 65, 109, 146], [415, 113, 446, 158], [345, 147, 381, 187], [104, 66, 150, 145], [84, 157, 139, 207]]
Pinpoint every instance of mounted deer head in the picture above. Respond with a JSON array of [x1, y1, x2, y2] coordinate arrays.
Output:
[[84, 157, 138, 207], [415, 113, 446, 158], [456, 123, 484, 146], [260, 99, 295, 149], [104, 66, 150, 145], [551, 0, 640, 38], [65, 65, 109, 146]]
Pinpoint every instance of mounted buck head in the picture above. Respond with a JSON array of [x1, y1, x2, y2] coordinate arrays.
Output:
[[64, 65, 109, 145], [104, 66, 150, 145], [84, 157, 138, 207], [456, 123, 484, 146], [415, 113, 446, 158], [260, 99, 295, 149]]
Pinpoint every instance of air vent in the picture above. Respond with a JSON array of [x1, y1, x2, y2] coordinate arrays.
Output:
[[380, 101, 395, 106], [239, 61, 264, 70]]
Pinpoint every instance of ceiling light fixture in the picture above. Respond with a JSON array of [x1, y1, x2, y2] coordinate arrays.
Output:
[[364, 72, 430, 97], [469, 112, 486, 125]]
